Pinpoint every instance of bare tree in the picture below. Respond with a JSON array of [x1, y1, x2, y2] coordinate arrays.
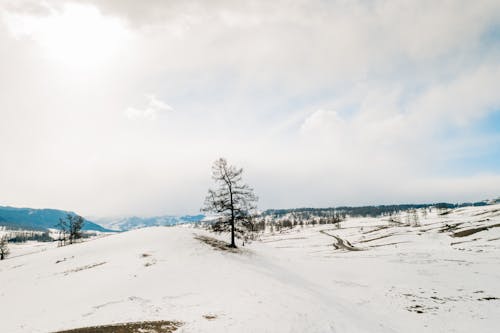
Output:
[[56, 214, 85, 246], [0, 236, 9, 260], [411, 209, 420, 227], [56, 218, 68, 246], [202, 158, 258, 248], [68, 215, 84, 244]]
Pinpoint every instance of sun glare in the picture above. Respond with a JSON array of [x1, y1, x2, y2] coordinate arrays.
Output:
[[4, 3, 130, 69]]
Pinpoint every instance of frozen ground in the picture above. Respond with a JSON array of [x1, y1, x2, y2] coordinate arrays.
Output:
[[1, 205, 499, 332], [259, 204, 500, 332]]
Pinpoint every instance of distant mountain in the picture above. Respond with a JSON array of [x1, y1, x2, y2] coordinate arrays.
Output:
[[95, 214, 205, 231], [0, 206, 111, 232], [487, 197, 500, 205]]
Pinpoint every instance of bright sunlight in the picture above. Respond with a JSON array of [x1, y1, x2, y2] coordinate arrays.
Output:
[[4, 3, 129, 70]]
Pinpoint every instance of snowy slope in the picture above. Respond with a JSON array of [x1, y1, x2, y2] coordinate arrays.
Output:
[[1, 204, 499, 332], [259, 204, 500, 332], [0, 227, 392, 333]]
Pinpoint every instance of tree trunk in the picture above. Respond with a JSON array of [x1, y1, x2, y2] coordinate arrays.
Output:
[[230, 208, 236, 248], [229, 182, 236, 248]]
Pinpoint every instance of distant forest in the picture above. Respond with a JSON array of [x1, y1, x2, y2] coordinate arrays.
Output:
[[263, 201, 489, 218]]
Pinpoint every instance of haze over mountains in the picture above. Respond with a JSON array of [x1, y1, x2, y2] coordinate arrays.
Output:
[[2, 198, 499, 233], [94, 214, 205, 231]]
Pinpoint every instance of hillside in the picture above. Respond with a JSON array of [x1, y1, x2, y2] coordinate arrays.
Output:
[[0, 204, 499, 332], [0, 227, 390, 333], [0, 206, 111, 232]]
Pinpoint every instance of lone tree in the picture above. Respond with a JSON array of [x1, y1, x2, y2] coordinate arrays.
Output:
[[56, 214, 85, 245], [202, 158, 258, 248], [0, 236, 9, 260]]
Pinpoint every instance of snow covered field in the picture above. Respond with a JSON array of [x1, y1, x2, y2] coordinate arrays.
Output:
[[1, 205, 499, 332]]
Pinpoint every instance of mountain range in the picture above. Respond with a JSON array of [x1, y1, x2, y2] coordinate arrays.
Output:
[[0, 205, 205, 232], [0, 206, 111, 232], [94, 214, 205, 231]]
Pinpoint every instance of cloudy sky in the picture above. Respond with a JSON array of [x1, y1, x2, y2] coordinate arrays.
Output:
[[1, 0, 499, 217]]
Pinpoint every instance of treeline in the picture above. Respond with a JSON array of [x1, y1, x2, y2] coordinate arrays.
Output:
[[247, 210, 346, 233], [1, 229, 95, 244], [197, 210, 345, 236], [263, 201, 488, 219], [7, 231, 53, 243]]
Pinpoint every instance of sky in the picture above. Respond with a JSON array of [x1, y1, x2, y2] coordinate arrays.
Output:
[[0, 0, 500, 217]]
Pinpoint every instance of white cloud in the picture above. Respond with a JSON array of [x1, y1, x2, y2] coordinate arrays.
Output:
[[0, 0, 499, 216], [301, 110, 344, 135], [408, 64, 500, 127], [125, 94, 173, 120]]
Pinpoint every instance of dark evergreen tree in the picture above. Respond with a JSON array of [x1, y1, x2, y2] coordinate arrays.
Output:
[[202, 158, 258, 248]]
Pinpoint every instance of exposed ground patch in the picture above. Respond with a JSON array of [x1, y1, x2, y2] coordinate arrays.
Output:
[[361, 225, 390, 234], [203, 314, 218, 320], [194, 234, 241, 253], [56, 256, 74, 264], [369, 241, 410, 248], [438, 223, 464, 233], [140, 253, 157, 267], [62, 262, 106, 275], [473, 209, 500, 216], [320, 230, 364, 251], [359, 233, 395, 243], [477, 297, 499, 301], [452, 224, 500, 238], [53, 320, 182, 333]]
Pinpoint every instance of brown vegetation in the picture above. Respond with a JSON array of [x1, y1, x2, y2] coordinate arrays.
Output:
[[53, 320, 182, 333]]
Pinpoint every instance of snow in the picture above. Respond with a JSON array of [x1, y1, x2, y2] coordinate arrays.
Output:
[[1, 205, 499, 332]]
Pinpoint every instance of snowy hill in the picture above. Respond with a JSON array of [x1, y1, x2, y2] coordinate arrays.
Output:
[[1, 204, 499, 332], [94, 215, 205, 231], [0, 206, 111, 232], [0, 227, 389, 333]]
